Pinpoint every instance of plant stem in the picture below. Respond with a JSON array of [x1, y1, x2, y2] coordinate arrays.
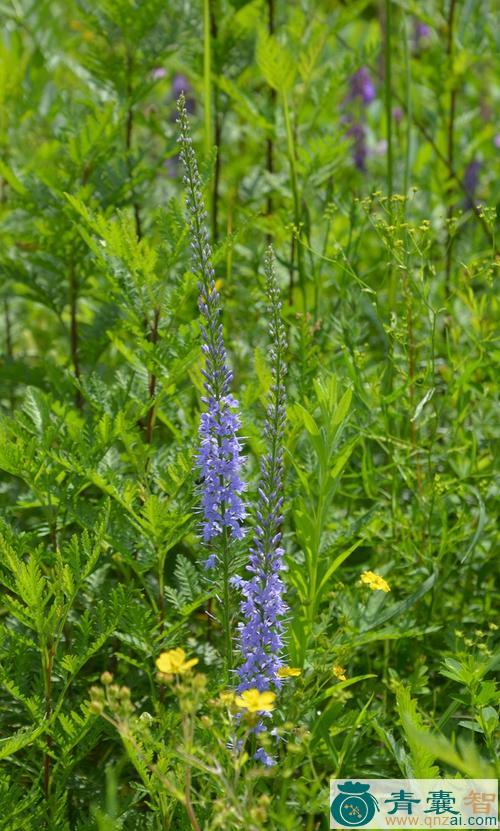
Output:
[[69, 257, 83, 409], [125, 51, 142, 242], [445, 0, 458, 295], [43, 640, 55, 803], [385, 0, 396, 318], [266, 0, 276, 239], [402, 13, 412, 198], [384, 0, 394, 206], [144, 306, 160, 444], [282, 93, 306, 309], [203, 0, 212, 157], [210, 1, 221, 243], [184, 765, 201, 831], [3, 297, 12, 359], [221, 526, 233, 678]]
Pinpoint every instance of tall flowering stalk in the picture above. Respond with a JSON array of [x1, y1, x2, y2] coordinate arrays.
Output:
[[235, 247, 287, 696], [177, 94, 246, 673], [342, 66, 376, 171]]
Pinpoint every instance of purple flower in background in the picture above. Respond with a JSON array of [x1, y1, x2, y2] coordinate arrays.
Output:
[[347, 67, 376, 105], [151, 66, 167, 80], [462, 160, 481, 210], [393, 106, 404, 124], [342, 67, 375, 171], [177, 95, 246, 560], [413, 18, 431, 49], [164, 156, 179, 179], [347, 122, 368, 172], [253, 747, 276, 767], [494, 134, 500, 149], [235, 247, 288, 695], [172, 73, 195, 114]]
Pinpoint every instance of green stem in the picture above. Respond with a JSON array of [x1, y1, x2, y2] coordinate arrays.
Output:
[[266, 0, 276, 239], [282, 92, 306, 310], [220, 527, 233, 678], [402, 13, 411, 199], [203, 0, 212, 157], [69, 255, 83, 410], [445, 0, 458, 295], [384, 0, 394, 205], [43, 640, 55, 806], [209, 0, 221, 243], [385, 0, 395, 318]]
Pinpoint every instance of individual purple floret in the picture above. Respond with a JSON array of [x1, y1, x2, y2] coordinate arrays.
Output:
[[347, 67, 376, 105], [235, 247, 288, 694], [177, 94, 246, 562]]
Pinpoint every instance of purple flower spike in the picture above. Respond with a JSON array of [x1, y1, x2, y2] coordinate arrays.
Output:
[[177, 95, 246, 560], [348, 67, 376, 105], [236, 247, 288, 695]]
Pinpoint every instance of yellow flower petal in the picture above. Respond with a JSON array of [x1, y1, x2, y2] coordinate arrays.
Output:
[[360, 570, 391, 592], [235, 688, 276, 713], [277, 667, 302, 678], [219, 690, 236, 704], [155, 648, 198, 675], [333, 664, 347, 681]]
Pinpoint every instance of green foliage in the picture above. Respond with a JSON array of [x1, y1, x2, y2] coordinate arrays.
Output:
[[0, 0, 498, 828]]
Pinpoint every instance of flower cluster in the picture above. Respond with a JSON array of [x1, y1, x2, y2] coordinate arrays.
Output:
[[333, 664, 347, 681], [234, 247, 288, 693], [347, 67, 376, 105], [360, 570, 391, 593], [156, 648, 199, 675], [177, 94, 246, 562]]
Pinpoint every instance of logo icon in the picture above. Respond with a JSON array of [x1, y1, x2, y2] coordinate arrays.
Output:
[[331, 781, 379, 827]]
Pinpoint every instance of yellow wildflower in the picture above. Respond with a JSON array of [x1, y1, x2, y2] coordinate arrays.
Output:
[[235, 689, 276, 713], [360, 570, 391, 593], [219, 690, 236, 705], [155, 648, 199, 675], [277, 667, 302, 678], [333, 665, 347, 681]]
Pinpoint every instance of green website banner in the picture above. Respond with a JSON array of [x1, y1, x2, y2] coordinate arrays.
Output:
[[330, 780, 498, 829]]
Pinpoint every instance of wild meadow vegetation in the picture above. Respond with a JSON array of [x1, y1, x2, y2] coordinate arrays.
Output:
[[0, 0, 498, 828]]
